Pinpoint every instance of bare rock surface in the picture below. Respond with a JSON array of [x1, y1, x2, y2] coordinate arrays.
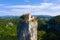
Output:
[[17, 14, 38, 40]]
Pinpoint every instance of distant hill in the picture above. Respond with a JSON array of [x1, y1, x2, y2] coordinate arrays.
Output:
[[33, 15, 53, 18], [0, 16, 19, 18], [0, 15, 53, 18]]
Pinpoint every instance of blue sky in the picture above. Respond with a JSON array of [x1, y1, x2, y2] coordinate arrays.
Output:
[[0, 0, 60, 16]]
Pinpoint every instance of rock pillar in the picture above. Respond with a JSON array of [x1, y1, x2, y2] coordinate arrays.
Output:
[[17, 14, 38, 40]]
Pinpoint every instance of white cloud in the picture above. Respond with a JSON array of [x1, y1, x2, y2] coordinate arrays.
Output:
[[0, 11, 10, 13], [5, 3, 53, 9], [30, 11, 60, 16], [0, 3, 60, 16], [5, 2, 60, 10], [50, 5, 60, 10]]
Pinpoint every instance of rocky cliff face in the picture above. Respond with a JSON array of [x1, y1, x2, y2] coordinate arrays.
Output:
[[17, 14, 38, 40]]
